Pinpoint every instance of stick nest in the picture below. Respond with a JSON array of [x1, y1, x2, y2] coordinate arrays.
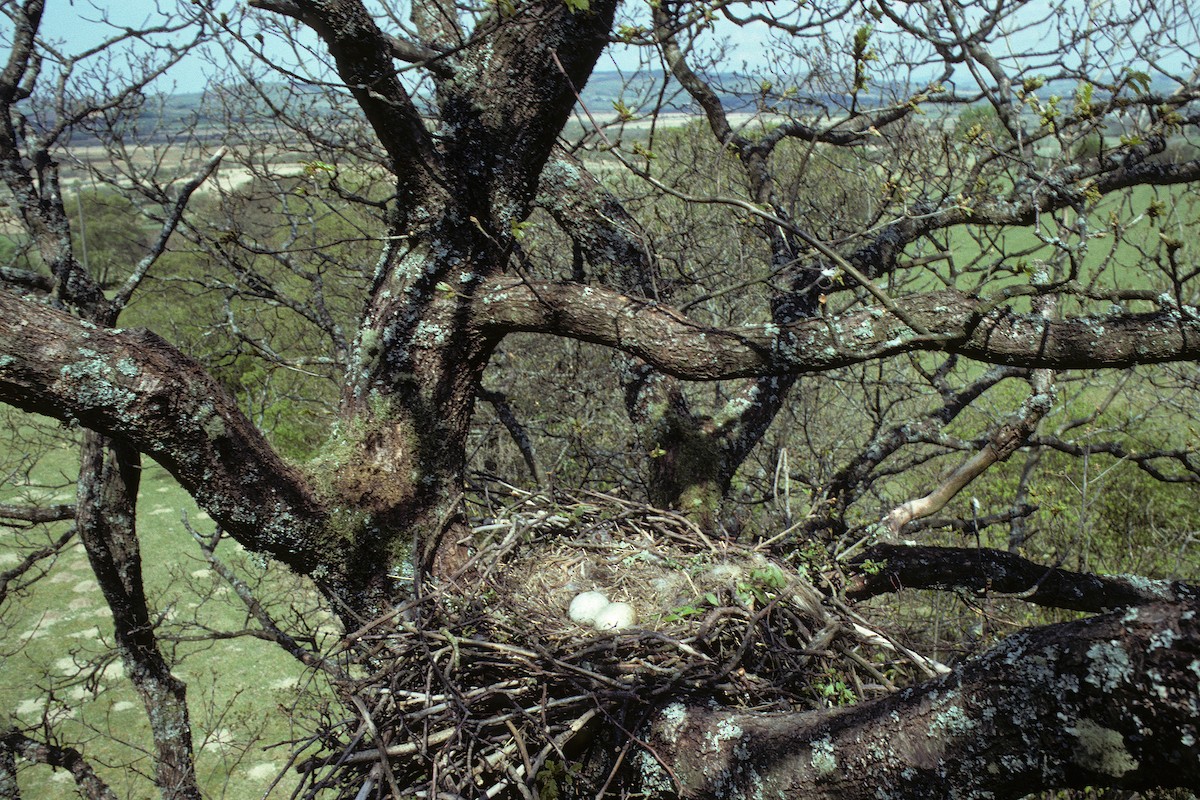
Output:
[[296, 487, 926, 799]]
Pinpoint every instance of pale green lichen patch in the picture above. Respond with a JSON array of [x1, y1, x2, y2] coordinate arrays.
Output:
[[1085, 641, 1132, 691], [716, 718, 743, 741], [58, 348, 137, 412], [637, 748, 672, 794], [1148, 628, 1177, 651], [413, 320, 448, 347], [928, 704, 977, 739], [704, 717, 744, 755], [1071, 718, 1138, 776], [1111, 573, 1172, 599], [809, 735, 836, 776], [656, 703, 687, 744], [1145, 668, 1169, 700], [194, 401, 227, 440]]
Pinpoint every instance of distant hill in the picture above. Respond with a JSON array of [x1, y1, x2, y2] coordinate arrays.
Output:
[[70, 68, 1186, 146], [141, 70, 764, 124]]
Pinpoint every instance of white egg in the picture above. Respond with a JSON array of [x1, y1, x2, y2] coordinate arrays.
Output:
[[593, 601, 636, 631], [568, 591, 610, 625]]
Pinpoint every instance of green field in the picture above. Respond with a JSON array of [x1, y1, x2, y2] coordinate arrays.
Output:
[[0, 414, 331, 798]]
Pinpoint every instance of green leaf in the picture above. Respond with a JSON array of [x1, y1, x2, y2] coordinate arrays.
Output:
[[664, 604, 703, 621], [1124, 68, 1152, 95], [302, 160, 335, 176], [1073, 81, 1094, 117], [612, 98, 636, 122], [616, 24, 645, 43], [631, 141, 656, 159]]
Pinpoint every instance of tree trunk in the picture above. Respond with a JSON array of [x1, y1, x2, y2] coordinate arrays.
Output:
[[76, 433, 200, 800], [644, 601, 1200, 799]]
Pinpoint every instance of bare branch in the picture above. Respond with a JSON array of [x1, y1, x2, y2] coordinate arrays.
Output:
[[111, 147, 228, 309], [1029, 436, 1200, 483], [190, 524, 349, 680], [846, 543, 1200, 612], [0, 728, 117, 800], [883, 370, 1056, 534], [250, 0, 440, 208], [0, 525, 74, 604], [825, 363, 1024, 514]]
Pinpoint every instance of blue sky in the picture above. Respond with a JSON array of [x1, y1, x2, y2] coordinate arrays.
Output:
[[34, 0, 769, 94], [33, 0, 1176, 98], [31, 1, 221, 93]]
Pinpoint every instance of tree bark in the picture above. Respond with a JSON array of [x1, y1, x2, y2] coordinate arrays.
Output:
[[644, 600, 1200, 799], [0, 291, 334, 579], [0, 729, 117, 800], [846, 543, 1200, 612], [476, 279, 1200, 376], [76, 433, 201, 800]]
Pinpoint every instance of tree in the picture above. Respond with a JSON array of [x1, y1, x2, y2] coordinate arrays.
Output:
[[2, 0, 1200, 797]]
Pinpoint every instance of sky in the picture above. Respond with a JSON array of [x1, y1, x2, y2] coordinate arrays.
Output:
[[24, 0, 1190, 98], [31, 0, 773, 95], [31, 0, 232, 94]]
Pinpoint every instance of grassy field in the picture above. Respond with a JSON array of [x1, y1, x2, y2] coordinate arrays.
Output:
[[898, 180, 1199, 305], [0, 414, 331, 798]]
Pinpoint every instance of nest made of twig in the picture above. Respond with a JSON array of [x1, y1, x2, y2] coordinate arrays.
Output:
[[294, 486, 931, 800]]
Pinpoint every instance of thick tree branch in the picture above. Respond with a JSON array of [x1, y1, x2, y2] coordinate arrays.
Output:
[[250, 0, 440, 208], [433, 0, 618, 226], [0, 291, 333, 580], [540, 148, 785, 511], [75, 433, 201, 798], [845, 543, 1200, 611], [653, 4, 738, 149], [538, 149, 657, 297], [0, 266, 52, 294], [475, 279, 1200, 378], [758, 104, 920, 149], [478, 388, 543, 485], [0, 502, 73, 523], [645, 600, 1200, 799], [0, 729, 116, 800], [0, 1, 43, 107]]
